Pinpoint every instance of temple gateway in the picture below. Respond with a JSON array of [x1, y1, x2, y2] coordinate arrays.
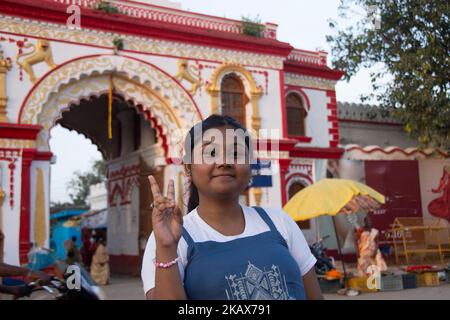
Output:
[[1, 0, 447, 274]]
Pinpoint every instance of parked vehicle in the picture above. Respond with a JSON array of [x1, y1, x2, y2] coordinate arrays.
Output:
[[310, 235, 336, 275], [17, 262, 106, 300]]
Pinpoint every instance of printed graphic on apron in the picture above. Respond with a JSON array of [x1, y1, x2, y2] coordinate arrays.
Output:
[[225, 262, 293, 300]]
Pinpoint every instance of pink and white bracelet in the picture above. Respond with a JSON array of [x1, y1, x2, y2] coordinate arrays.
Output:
[[153, 257, 180, 269]]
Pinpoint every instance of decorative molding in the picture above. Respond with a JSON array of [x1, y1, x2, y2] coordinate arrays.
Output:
[[0, 139, 34, 149], [287, 49, 328, 66], [52, 0, 276, 39], [108, 164, 140, 181], [247, 69, 269, 94], [287, 168, 313, 182], [285, 72, 336, 91], [0, 123, 42, 140], [0, 35, 30, 81], [290, 146, 344, 159], [343, 144, 449, 160], [0, 149, 20, 208], [108, 163, 140, 207], [0, 16, 285, 69]]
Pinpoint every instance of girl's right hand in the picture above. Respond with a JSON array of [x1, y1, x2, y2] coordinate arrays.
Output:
[[148, 176, 183, 249]]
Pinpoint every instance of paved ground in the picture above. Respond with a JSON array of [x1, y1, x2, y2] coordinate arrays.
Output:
[[100, 275, 145, 300], [100, 275, 450, 300], [323, 284, 450, 300], [4, 274, 449, 300]]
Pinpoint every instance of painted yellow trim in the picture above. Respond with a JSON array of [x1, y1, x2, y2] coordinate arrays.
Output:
[[206, 63, 262, 131], [34, 168, 47, 248], [0, 46, 12, 122]]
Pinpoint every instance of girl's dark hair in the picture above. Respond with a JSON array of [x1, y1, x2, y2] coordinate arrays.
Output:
[[184, 114, 251, 212]]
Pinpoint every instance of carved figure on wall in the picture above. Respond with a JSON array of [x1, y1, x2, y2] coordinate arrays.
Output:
[[175, 59, 201, 95], [16, 40, 57, 83]]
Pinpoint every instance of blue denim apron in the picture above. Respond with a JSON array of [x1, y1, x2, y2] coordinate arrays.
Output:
[[182, 207, 306, 300]]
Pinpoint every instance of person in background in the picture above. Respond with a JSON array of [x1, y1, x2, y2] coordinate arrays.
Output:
[[356, 216, 387, 277], [90, 239, 110, 285], [0, 229, 51, 298], [82, 235, 97, 270], [142, 115, 322, 300], [64, 236, 81, 266]]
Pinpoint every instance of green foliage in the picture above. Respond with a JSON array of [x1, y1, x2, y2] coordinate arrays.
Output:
[[95, 1, 120, 14], [241, 15, 264, 38], [67, 160, 107, 207], [113, 37, 124, 51], [327, 0, 450, 149]]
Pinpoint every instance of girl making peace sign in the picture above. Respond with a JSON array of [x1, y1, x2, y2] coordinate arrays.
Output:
[[141, 115, 323, 300]]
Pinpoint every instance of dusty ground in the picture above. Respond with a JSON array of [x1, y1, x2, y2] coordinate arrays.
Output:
[[99, 275, 450, 300], [101, 275, 145, 300], [4, 274, 449, 300], [323, 284, 450, 300]]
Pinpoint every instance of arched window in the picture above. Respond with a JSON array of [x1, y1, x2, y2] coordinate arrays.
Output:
[[286, 93, 307, 136], [288, 182, 311, 229], [220, 74, 248, 126]]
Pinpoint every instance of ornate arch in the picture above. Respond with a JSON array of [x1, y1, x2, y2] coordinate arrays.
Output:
[[20, 54, 203, 158], [285, 172, 313, 197], [285, 88, 311, 111], [35, 74, 175, 156], [18, 55, 201, 156], [206, 63, 263, 131]]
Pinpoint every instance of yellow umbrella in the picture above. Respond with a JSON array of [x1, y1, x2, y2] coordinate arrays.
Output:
[[283, 178, 385, 284], [283, 178, 385, 221]]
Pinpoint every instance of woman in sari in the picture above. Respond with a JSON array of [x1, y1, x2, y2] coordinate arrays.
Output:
[[90, 239, 110, 285]]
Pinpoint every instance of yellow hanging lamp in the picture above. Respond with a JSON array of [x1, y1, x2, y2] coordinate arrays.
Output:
[[108, 74, 113, 140]]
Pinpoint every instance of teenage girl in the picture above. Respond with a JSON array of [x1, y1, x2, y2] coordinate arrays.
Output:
[[142, 115, 323, 300]]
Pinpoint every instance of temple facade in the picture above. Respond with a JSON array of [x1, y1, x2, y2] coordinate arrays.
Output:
[[0, 0, 360, 274]]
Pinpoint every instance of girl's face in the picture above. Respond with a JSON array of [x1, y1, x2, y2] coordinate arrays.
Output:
[[186, 125, 252, 199]]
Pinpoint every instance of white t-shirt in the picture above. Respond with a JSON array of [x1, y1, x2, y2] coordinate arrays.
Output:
[[141, 205, 316, 294]]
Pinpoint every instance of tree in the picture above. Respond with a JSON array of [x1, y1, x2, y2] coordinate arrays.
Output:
[[67, 160, 107, 207], [327, 0, 449, 149]]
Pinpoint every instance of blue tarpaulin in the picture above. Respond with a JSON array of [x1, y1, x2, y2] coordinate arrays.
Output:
[[50, 209, 87, 260]]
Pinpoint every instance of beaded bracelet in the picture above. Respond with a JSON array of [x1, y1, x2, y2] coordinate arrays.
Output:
[[153, 257, 180, 269]]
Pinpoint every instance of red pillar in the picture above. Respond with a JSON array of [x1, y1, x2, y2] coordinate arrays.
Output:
[[19, 149, 35, 264], [279, 158, 292, 206]]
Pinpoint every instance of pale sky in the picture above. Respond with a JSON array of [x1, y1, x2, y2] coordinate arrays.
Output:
[[50, 0, 373, 203]]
